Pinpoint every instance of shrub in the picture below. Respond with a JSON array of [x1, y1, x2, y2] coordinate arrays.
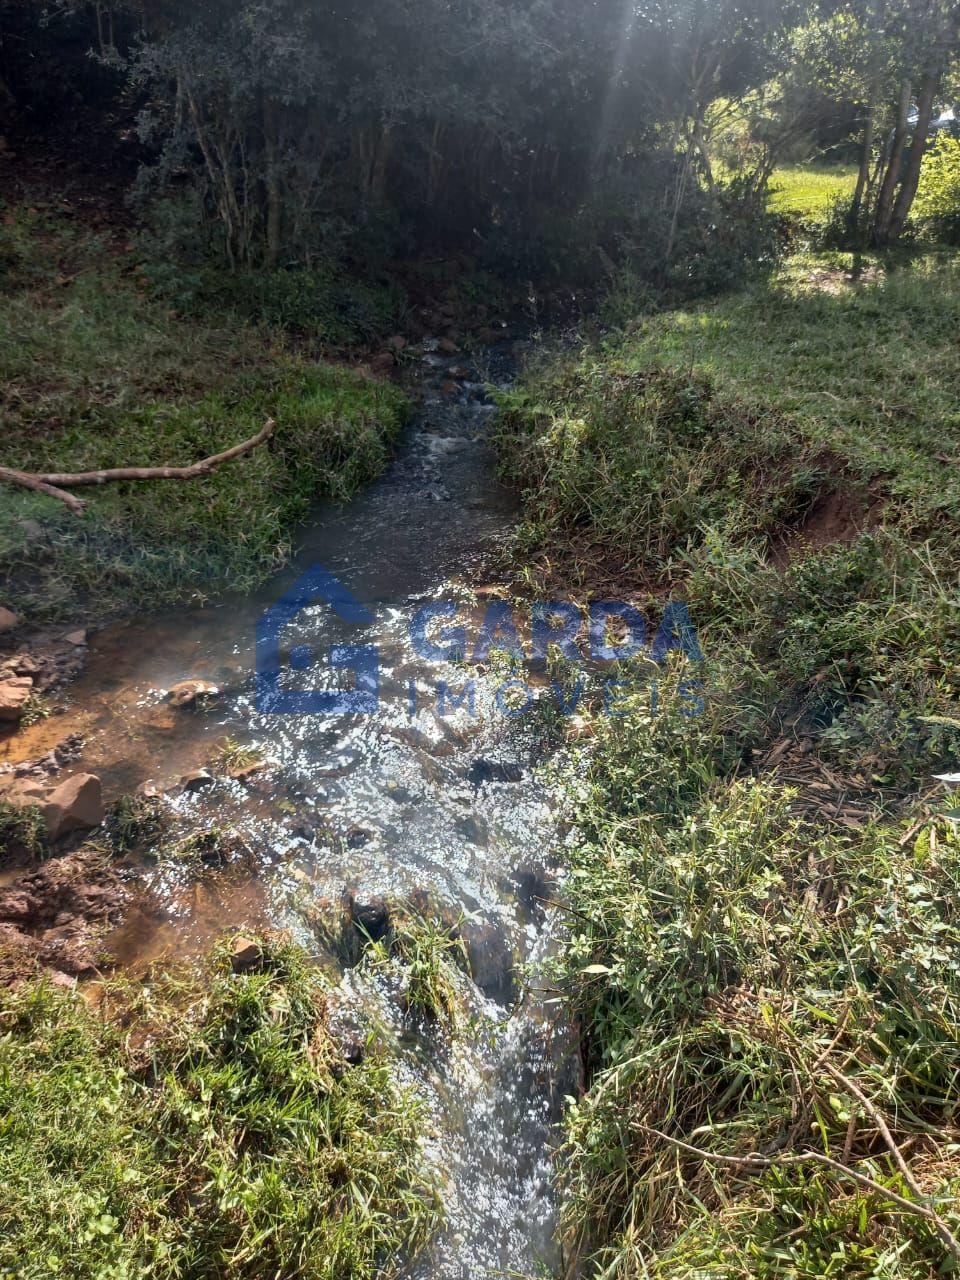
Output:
[[914, 134, 960, 244]]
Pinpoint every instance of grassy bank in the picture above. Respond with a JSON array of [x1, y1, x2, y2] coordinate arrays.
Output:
[[499, 258, 960, 1275], [0, 209, 407, 624], [0, 939, 440, 1278]]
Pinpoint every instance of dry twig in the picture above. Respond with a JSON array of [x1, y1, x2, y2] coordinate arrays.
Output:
[[640, 1124, 960, 1261]]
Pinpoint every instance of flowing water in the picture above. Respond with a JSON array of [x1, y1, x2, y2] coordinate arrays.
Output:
[[7, 345, 576, 1279]]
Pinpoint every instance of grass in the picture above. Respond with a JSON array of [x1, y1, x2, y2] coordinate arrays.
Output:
[[0, 207, 408, 623], [213, 737, 264, 774], [366, 912, 469, 1027], [498, 256, 960, 1276], [497, 255, 960, 790], [554, 690, 960, 1277], [768, 164, 858, 222], [0, 799, 47, 861], [308, 898, 470, 1028], [0, 938, 441, 1278], [108, 793, 171, 854]]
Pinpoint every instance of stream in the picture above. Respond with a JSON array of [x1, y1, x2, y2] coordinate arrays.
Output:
[[7, 344, 575, 1280]]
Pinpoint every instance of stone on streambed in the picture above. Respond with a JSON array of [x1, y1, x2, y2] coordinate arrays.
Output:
[[0, 675, 32, 723], [230, 936, 263, 974], [344, 889, 391, 943], [168, 679, 220, 708], [180, 768, 216, 793], [458, 918, 517, 1005], [42, 774, 105, 840], [467, 757, 524, 789], [0, 607, 20, 635], [228, 760, 268, 783]]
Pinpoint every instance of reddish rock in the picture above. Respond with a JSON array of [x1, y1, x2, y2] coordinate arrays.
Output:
[[64, 630, 87, 647], [0, 777, 46, 807], [0, 607, 19, 634], [41, 773, 104, 840], [168, 679, 220, 708], [0, 676, 32, 722], [386, 335, 407, 351], [229, 761, 266, 783], [230, 937, 263, 973], [437, 337, 460, 355], [38, 927, 97, 976], [0, 849, 129, 986], [0, 892, 36, 922]]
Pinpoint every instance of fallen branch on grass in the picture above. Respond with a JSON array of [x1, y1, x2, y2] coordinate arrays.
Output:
[[640, 1124, 960, 1260], [0, 467, 88, 514], [0, 419, 276, 515]]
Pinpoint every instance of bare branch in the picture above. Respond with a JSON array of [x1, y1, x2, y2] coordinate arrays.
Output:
[[0, 467, 88, 514], [35, 419, 276, 487]]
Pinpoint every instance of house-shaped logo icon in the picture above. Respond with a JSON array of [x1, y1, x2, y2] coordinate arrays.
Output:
[[255, 564, 380, 715]]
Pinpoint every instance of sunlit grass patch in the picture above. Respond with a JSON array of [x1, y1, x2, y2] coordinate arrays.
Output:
[[768, 164, 858, 220], [497, 260, 960, 790]]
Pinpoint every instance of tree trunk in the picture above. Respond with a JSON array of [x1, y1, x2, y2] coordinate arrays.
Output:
[[887, 5, 960, 242], [262, 97, 282, 270], [851, 105, 876, 219], [851, 2, 885, 228], [887, 69, 938, 240], [873, 77, 912, 244], [372, 124, 392, 203]]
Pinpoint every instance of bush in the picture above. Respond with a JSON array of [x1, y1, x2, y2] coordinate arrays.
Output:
[[812, 191, 865, 250], [665, 178, 781, 298], [914, 135, 960, 244]]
